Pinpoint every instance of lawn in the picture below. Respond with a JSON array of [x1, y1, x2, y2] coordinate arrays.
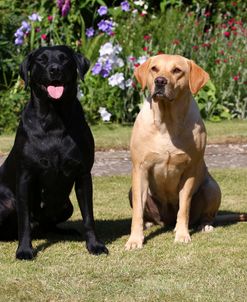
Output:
[[0, 169, 246, 302], [0, 120, 247, 154]]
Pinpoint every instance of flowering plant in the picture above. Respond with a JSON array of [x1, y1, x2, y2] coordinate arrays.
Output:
[[0, 0, 246, 133]]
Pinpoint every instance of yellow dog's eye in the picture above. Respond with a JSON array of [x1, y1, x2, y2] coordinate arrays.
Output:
[[172, 67, 182, 74], [151, 66, 159, 72]]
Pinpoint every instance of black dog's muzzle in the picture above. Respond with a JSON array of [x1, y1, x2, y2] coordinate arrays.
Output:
[[49, 63, 63, 79]]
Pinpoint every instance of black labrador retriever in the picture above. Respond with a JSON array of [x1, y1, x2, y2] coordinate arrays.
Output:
[[0, 45, 108, 259]]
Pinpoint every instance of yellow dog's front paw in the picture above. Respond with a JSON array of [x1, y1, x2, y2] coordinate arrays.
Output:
[[174, 231, 191, 243], [125, 235, 144, 251]]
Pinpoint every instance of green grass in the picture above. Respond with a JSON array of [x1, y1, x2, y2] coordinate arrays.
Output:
[[206, 120, 247, 144], [0, 169, 247, 302], [1, 120, 247, 154]]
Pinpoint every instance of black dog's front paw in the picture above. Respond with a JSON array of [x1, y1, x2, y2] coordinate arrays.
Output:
[[16, 247, 35, 260], [86, 240, 109, 255]]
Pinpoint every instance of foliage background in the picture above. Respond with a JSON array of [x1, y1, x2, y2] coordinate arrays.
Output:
[[0, 0, 246, 133]]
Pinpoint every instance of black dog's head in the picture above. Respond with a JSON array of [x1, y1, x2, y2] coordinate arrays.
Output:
[[20, 45, 90, 101]]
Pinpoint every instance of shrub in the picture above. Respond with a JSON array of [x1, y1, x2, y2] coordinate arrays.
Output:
[[0, 0, 246, 133]]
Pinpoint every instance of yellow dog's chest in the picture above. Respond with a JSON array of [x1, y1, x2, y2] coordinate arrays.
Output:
[[142, 145, 191, 202], [146, 148, 190, 177]]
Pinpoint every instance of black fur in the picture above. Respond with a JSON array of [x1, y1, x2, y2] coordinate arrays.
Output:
[[0, 45, 108, 259]]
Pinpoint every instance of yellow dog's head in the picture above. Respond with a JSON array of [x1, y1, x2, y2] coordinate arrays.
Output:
[[134, 54, 209, 102]]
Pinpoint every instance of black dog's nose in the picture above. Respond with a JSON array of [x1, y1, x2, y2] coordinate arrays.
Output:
[[49, 64, 61, 75], [155, 77, 167, 86]]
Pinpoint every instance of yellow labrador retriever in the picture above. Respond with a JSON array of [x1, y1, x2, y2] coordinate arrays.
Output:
[[125, 54, 221, 250]]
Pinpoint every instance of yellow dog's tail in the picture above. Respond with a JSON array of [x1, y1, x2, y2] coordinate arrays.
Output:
[[214, 214, 247, 224]]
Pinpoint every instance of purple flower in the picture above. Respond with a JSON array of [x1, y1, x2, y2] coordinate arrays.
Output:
[[97, 6, 108, 16], [92, 62, 102, 75], [14, 28, 24, 38], [28, 13, 42, 22], [21, 21, 31, 33], [100, 60, 112, 78], [121, 1, 130, 11], [57, 0, 71, 17], [97, 19, 114, 35], [86, 27, 95, 38], [14, 20, 31, 46], [92, 60, 112, 78], [57, 0, 63, 9], [61, 0, 70, 17], [15, 37, 24, 45]]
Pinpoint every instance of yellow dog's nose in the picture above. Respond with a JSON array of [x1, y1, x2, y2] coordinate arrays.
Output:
[[154, 76, 167, 86]]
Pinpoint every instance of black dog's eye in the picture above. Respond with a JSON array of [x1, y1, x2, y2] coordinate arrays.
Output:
[[151, 66, 159, 72], [37, 54, 48, 64], [59, 54, 68, 62], [172, 67, 182, 74]]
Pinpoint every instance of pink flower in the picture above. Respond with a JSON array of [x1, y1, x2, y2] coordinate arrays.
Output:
[[215, 59, 221, 64], [132, 82, 137, 88], [47, 15, 53, 22], [192, 45, 199, 51], [235, 20, 243, 26], [204, 11, 211, 17], [233, 75, 239, 81], [41, 34, 47, 40], [228, 18, 235, 26], [35, 27, 41, 33], [143, 47, 148, 51], [173, 39, 180, 45], [202, 43, 211, 48], [129, 57, 136, 61], [224, 31, 231, 38], [231, 26, 237, 31], [76, 40, 81, 46], [134, 63, 140, 68], [143, 35, 151, 40]]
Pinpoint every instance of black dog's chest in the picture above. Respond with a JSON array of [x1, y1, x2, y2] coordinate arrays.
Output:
[[25, 133, 83, 177]]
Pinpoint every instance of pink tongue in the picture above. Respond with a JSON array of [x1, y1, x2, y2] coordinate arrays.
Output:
[[47, 86, 64, 99]]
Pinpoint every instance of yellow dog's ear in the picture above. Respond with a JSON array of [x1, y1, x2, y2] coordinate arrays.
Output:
[[134, 58, 151, 90], [189, 60, 210, 94]]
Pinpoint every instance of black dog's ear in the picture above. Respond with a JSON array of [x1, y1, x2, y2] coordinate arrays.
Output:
[[73, 53, 90, 80], [19, 52, 33, 89]]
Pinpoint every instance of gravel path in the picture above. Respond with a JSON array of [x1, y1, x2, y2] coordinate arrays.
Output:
[[92, 144, 247, 176], [0, 144, 247, 176]]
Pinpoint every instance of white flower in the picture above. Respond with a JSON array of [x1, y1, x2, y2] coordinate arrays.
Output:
[[28, 13, 42, 22], [141, 10, 148, 15], [125, 79, 133, 87], [137, 56, 148, 64], [132, 9, 138, 14], [144, 4, 148, 9], [99, 42, 114, 56], [134, 0, 145, 6], [108, 72, 125, 90], [98, 107, 111, 122], [115, 57, 124, 68], [113, 44, 122, 54], [77, 88, 84, 99]]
